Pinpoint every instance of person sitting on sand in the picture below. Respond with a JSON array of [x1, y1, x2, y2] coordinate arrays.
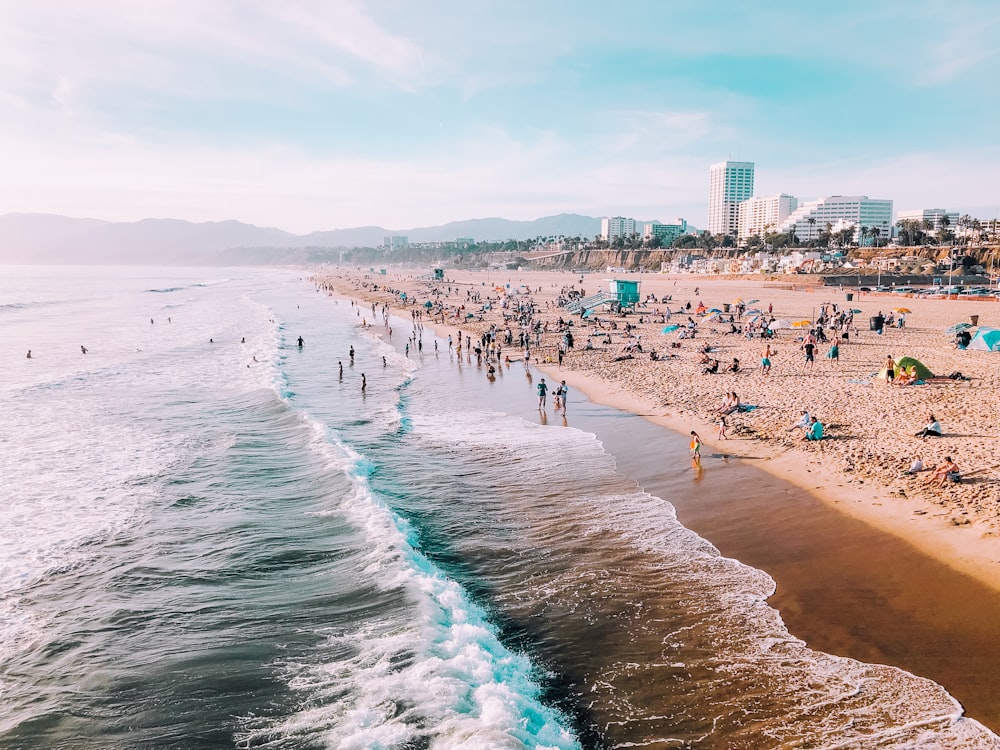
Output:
[[802, 416, 824, 441], [727, 358, 740, 373], [786, 409, 810, 432], [894, 365, 918, 386], [703, 358, 719, 375], [928, 456, 960, 486], [915, 414, 942, 438]]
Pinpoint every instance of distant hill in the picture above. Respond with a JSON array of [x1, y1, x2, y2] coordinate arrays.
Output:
[[0, 212, 636, 264]]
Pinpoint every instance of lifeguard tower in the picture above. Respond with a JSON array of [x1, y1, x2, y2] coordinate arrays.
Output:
[[608, 279, 640, 308], [433, 268, 445, 281]]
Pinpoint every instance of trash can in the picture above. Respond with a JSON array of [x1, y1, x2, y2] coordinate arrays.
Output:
[[971, 314, 979, 326], [870, 316, 883, 331], [846, 293, 854, 301], [723, 303, 731, 312]]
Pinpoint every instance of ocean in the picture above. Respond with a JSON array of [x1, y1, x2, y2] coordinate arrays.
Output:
[[1, 265, 996, 749]]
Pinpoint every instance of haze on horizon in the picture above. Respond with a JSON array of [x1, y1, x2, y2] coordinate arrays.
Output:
[[1, 1, 998, 235]]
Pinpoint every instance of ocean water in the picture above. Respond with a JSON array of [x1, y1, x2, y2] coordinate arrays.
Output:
[[1, 265, 997, 749]]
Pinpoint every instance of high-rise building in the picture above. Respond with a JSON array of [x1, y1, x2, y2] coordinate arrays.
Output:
[[643, 219, 688, 246], [737, 194, 798, 241], [896, 209, 959, 234], [601, 216, 637, 242], [778, 196, 893, 245], [708, 161, 754, 236]]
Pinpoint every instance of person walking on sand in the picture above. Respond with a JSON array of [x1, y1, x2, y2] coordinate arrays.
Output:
[[81, 345, 88, 354], [801, 339, 816, 370], [883, 354, 895, 383], [537, 378, 548, 410], [761, 343, 773, 375], [717, 416, 727, 440]]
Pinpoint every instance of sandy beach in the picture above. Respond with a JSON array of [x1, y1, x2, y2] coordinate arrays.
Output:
[[316, 266, 1000, 596]]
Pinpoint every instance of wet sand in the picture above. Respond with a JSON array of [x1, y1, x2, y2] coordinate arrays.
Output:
[[590, 408, 1000, 733]]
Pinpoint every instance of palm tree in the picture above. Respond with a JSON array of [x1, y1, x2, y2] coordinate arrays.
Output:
[[870, 226, 881, 248], [807, 216, 817, 241]]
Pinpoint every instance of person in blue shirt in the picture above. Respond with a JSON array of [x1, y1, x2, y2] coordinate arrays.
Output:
[[802, 416, 824, 441]]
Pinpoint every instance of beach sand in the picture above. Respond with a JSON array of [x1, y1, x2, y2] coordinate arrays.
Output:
[[316, 266, 1000, 727]]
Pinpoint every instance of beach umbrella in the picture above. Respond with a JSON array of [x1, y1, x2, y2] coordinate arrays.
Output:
[[945, 322, 973, 334], [661, 324, 680, 334], [791, 320, 812, 328], [747, 299, 760, 304], [732, 298, 744, 303], [893, 307, 912, 314], [769, 319, 792, 330], [424, 300, 433, 308], [708, 307, 722, 313], [745, 308, 762, 315], [850, 308, 863, 313]]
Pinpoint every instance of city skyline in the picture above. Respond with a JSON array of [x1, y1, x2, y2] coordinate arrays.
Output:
[[1, 2, 998, 234]]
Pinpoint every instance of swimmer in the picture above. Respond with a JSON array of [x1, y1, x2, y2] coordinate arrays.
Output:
[[361, 373, 366, 392], [297, 336, 304, 347], [26, 349, 32, 359], [382, 356, 387, 367], [81, 345, 88, 354], [338, 361, 343, 379]]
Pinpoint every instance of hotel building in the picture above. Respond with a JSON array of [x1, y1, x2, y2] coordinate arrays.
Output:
[[737, 194, 798, 241], [601, 216, 637, 242], [778, 196, 893, 244], [643, 219, 689, 246], [708, 161, 754, 236], [896, 208, 959, 233]]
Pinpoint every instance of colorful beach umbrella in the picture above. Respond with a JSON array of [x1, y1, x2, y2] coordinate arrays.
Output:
[[945, 322, 973, 334], [893, 307, 912, 314], [661, 324, 680, 334], [708, 307, 722, 313], [747, 299, 760, 304], [791, 320, 812, 328]]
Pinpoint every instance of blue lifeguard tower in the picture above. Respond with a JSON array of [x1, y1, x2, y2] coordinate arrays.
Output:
[[608, 279, 640, 308]]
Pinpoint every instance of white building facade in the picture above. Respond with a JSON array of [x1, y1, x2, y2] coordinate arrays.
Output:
[[896, 208, 959, 233], [778, 196, 893, 245], [601, 216, 637, 242], [737, 194, 798, 241], [708, 161, 754, 236]]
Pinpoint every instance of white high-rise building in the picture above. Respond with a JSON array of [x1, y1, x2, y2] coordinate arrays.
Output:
[[601, 216, 637, 242], [778, 196, 893, 245], [737, 194, 798, 241], [896, 208, 959, 233], [708, 161, 754, 236]]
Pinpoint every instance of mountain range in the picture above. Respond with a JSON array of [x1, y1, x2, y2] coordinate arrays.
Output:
[[0, 212, 673, 265]]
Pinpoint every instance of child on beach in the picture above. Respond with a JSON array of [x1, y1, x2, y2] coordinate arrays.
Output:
[[717, 417, 727, 440], [689, 431, 702, 465]]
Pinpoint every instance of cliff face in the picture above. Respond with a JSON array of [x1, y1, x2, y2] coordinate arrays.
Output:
[[529, 249, 675, 271]]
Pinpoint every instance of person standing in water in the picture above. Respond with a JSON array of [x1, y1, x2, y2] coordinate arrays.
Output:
[[338, 361, 343, 379], [361, 373, 366, 392], [689, 431, 703, 467], [536, 378, 548, 410], [349, 345, 355, 363], [26, 350, 32, 359], [297, 336, 304, 347]]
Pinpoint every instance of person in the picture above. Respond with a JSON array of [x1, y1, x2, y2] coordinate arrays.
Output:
[[894, 365, 917, 386], [703, 358, 719, 374], [26, 349, 31, 359], [537, 377, 548, 409], [802, 416, 824, 441], [826, 342, 839, 362], [717, 416, 727, 440], [338, 361, 343, 379], [557, 380, 568, 412], [81, 345, 88, 354], [349, 345, 355, 362], [240, 337, 245, 344], [728, 358, 740, 373], [382, 356, 387, 367], [787, 409, 810, 432], [883, 354, 895, 383], [802, 339, 815, 369], [761, 343, 773, 375], [554, 382, 564, 410], [689, 430, 702, 465], [297, 336, 304, 347], [915, 414, 942, 438], [361, 373, 366, 392], [928, 456, 960, 486]]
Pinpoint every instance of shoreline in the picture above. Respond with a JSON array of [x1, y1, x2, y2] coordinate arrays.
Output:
[[315, 266, 1000, 595]]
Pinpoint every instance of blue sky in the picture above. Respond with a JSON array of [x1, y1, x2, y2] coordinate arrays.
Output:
[[1, 0, 998, 233]]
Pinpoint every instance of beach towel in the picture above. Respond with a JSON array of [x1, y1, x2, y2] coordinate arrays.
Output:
[[736, 404, 758, 412]]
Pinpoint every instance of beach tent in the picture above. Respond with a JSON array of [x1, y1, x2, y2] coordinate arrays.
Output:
[[880, 356, 934, 380], [968, 327, 1000, 351]]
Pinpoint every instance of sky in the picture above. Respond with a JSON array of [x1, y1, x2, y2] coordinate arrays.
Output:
[[1, 0, 998, 234]]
